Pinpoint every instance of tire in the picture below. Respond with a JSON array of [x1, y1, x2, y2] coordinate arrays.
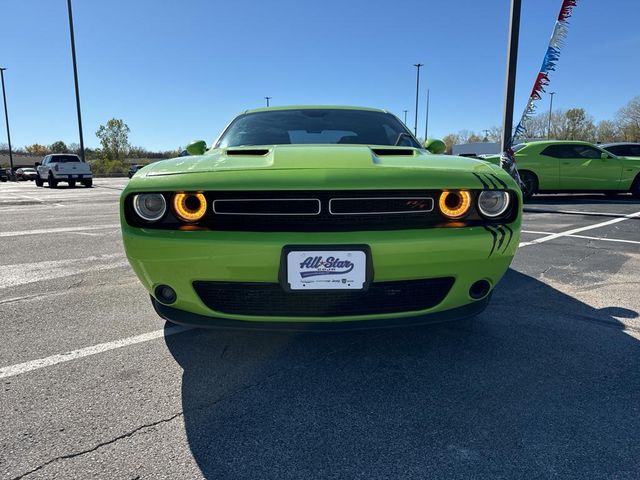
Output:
[[83, 179, 93, 188], [519, 171, 538, 201], [35, 177, 43, 187], [631, 175, 640, 199], [48, 173, 58, 189], [68, 180, 76, 188]]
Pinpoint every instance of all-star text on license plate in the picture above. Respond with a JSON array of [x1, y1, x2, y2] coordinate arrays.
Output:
[[286, 250, 368, 290]]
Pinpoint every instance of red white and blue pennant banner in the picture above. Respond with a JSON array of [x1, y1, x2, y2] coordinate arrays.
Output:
[[513, 0, 578, 141]]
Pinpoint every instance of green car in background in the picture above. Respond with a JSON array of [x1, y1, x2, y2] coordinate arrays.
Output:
[[484, 140, 640, 200], [121, 106, 521, 330]]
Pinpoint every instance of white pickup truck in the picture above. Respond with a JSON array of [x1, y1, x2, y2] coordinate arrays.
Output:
[[36, 154, 92, 188]]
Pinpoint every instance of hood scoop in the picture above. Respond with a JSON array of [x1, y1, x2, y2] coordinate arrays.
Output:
[[226, 148, 270, 156], [371, 148, 415, 156]]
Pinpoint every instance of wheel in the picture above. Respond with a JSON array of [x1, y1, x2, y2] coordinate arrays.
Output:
[[631, 175, 640, 199], [519, 171, 538, 201], [35, 177, 43, 187], [48, 173, 58, 188], [68, 180, 76, 188], [83, 179, 93, 188]]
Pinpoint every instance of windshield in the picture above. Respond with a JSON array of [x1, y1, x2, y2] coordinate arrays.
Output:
[[216, 109, 420, 148]]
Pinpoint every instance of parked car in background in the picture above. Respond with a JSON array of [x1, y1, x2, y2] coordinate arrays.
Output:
[[0, 168, 8, 182], [600, 142, 640, 158], [16, 167, 38, 181], [128, 164, 144, 178], [36, 154, 92, 188], [483, 140, 640, 199]]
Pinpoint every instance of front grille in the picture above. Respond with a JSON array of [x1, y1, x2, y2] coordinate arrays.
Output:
[[192, 278, 455, 317], [208, 190, 444, 231]]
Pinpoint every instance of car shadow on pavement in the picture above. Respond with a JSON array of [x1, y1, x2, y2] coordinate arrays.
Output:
[[165, 269, 640, 479]]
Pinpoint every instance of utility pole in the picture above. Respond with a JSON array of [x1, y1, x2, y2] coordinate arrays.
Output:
[[265, 96, 272, 107], [0, 67, 13, 174], [547, 92, 555, 139], [413, 63, 423, 137], [67, 0, 85, 162], [424, 89, 430, 140], [500, 0, 521, 152], [403, 110, 408, 125]]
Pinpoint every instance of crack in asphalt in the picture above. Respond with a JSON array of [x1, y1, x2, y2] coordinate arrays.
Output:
[[12, 332, 384, 479], [11, 412, 184, 480]]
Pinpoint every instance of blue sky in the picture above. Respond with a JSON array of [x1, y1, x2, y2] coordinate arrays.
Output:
[[1, 0, 638, 150]]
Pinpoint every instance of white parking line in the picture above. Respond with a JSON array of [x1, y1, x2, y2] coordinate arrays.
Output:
[[519, 211, 640, 247], [522, 230, 640, 246], [0, 224, 119, 238], [0, 253, 129, 289], [0, 325, 192, 379]]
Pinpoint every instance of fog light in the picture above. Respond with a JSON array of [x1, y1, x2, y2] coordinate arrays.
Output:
[[469, 280, 491, 299], [155, 285, 177, 304]]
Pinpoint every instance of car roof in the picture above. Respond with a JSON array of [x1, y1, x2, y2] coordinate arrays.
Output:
[[243, 105, 388, 115], [599, 142, 640, 147], [520, 140, 601, 147], [49, 153, 80, 156]]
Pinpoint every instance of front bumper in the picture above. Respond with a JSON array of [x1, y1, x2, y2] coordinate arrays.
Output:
[[122, 224, 520, 325]]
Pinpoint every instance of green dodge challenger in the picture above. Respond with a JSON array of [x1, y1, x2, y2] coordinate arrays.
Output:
[[484, 140, 640, 200], [120, 106, 522, 329]]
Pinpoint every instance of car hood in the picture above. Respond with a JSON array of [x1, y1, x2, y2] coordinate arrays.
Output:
[[143, 145, 492, 175]]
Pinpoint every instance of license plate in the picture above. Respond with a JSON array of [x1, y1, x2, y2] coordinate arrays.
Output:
[[282, 246, 370, 291]]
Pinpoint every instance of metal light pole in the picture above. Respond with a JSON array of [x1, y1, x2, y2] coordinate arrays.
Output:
[[403, 110, 408, 125], [424, 89, 430, 140], [265, 96, 271, 107], [413, 63, 423, 136], [500, 0, 522, 152], [67, 0, 85, 162], [0, 67, 14, 173], [547, 92, 555, 139]]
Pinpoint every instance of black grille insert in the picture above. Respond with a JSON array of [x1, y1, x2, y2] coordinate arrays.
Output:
[[329, 197, 434, 215], [213, 198, 321, 215], [193, 278, 455, 317]]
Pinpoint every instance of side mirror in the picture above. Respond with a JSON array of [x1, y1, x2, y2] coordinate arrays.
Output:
[[600, 152, 609, 159], [35, 162, 41, 167], [186, 140, 207, 156], [423, 138, 446, 155]]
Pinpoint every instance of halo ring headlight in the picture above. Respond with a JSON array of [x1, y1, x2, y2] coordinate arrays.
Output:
[[439, 190, 471, 219], [133, 193, 166, 222], [173, 193, 207, 222], [478, 190, 510, 218]]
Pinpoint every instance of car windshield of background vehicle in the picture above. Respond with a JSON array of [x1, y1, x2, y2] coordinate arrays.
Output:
[[216, 109, 420, 148], [52, 155, 81, 163]]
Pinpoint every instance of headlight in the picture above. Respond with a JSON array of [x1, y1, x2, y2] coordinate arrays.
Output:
[[478, 190, 510, 218], [173, 193, 207, 222], [438, 190, 471, 219], [133, 193, 166, 222]]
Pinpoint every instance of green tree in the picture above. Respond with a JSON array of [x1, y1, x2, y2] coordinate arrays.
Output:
[[95, 118, 131, 161], [93, 118, 131, 174], [49, 140, 68, 153]]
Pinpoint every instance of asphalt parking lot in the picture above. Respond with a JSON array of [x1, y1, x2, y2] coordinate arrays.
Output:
[[1, 178, 639, 479]]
